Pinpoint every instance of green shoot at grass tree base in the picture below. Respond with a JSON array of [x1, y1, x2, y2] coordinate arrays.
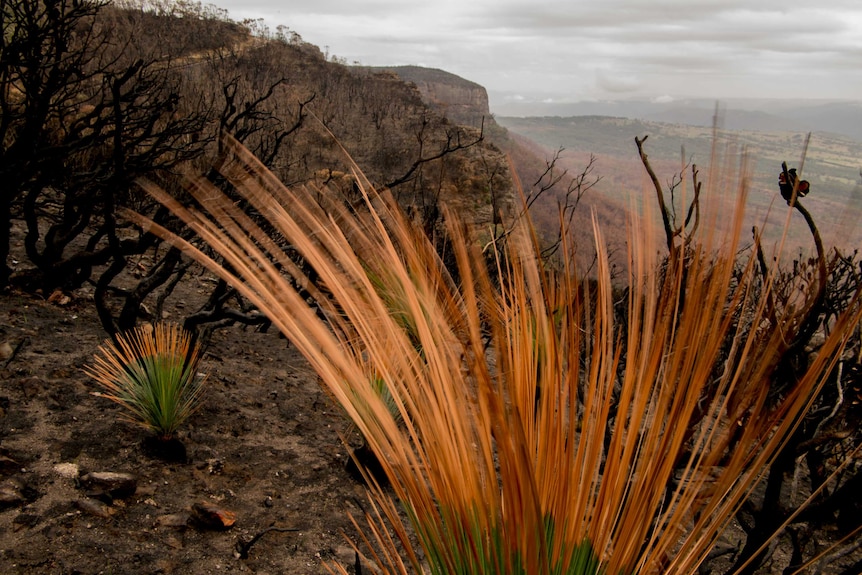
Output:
[[126, 133, 862, 574], [86, 323, 207, 441]]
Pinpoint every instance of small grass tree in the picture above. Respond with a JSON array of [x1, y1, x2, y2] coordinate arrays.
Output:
[[86, 323, 207, 442]]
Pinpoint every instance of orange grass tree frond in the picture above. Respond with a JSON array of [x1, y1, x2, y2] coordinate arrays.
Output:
[[126, 133, 862, 575]]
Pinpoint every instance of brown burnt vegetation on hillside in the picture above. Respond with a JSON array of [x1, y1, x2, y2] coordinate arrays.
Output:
[[0, 0, 531, 338]]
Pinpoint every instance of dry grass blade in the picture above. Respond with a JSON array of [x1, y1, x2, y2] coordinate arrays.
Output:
[[126, 133, 862, 574]]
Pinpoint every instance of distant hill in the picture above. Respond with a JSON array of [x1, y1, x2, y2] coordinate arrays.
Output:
[[645, 102, 862, 140], [786, 101, 862, 141], [491, 97, 862, 142], [644, 107, 810, 133]]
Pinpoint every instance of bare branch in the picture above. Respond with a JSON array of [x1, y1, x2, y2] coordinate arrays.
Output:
[[385, 116, 485, 189], [635, 135, 674, 252]]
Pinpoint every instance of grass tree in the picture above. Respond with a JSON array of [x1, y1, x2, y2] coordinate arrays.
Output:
[[126, 133, 862, 574], [86, 323, 207, 442]]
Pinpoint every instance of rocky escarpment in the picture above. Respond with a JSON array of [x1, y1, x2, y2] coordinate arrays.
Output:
[[362, 66, 490, 128]]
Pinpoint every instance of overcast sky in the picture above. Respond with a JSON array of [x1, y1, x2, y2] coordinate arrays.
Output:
[[203, 0, 862, 108]]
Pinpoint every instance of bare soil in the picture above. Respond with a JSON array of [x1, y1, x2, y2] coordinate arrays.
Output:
[[0, 286, 372, 574]]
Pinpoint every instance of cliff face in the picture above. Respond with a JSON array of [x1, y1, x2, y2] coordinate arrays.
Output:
[[362, 66, 490, 128]]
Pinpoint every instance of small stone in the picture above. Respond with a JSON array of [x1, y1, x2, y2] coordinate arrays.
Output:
[[75, 498, 112, 518], [53, 462, 80, 480], [0, 341, 13, 360], [191, 501, 236, 530], [47, 290, 72, 306], [80, 471, 137, 499], [155, 512, 190, 529], [263, 496, 274, 508], [0, 481, 25, 509]]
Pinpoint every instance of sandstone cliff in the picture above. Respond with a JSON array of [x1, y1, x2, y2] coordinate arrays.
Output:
[[361, 65, 490, 128]]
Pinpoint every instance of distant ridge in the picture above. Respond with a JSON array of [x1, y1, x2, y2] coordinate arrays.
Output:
[[490, 97, 862, 142], [644, 107, 810, 133]]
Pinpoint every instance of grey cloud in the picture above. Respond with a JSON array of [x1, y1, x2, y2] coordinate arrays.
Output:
[[205, 0, 862, 101]]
